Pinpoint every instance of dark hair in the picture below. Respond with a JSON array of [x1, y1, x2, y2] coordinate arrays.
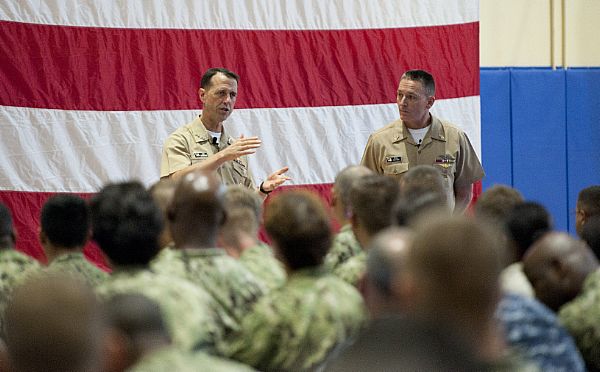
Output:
[[475, 185, 524, 224], [350, 175, 400, 235], [581, 215, 600, 260], [578, 185, 600, 217], [394, 192, 449, 227], [505, 202, 552, 260], [41, 194, 89, 249], [200, 68, 240, 89], [104, 293, 168, 342], [401, 70, 435, 96], [0, 202, 14, 240], [90, 182, 163, 266], [265, 191, 331, 270]]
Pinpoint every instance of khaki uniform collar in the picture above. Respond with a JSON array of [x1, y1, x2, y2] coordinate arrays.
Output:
[[189, 115, 231, 145], [391, 114, 447, 144]]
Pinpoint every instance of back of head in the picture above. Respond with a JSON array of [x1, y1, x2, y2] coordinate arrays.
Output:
[[505, 201, 552, 260], [394, 191, 450, 227], [104, 293, 169, 368], [408, 215, 503, 325], [90, 181, 163, 266], [364, 227, 413, 316], [475, 185, 524, 224], [0, 202, 15, 249], [4, 274, 103, 372], [333, 165, 374, 213], [41, 194, 89, 249], [168, 170, 224, 247], [401, 69, 435, 96], [350, 175, 400, 236], [399, 165, 447, 206], [523, 232, 598, 311], [149, 178, 178, 248], [264, 190, 331, 271]]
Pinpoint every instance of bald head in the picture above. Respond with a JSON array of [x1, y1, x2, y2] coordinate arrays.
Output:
[[168, 170, 225, 248], [4, 275, 104, 372], [332, 165, 373, 223], [523, 232, 598, 311], [364, 227, 413, 317]]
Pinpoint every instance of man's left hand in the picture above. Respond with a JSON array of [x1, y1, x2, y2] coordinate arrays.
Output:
[[261, 167, 291, 193]]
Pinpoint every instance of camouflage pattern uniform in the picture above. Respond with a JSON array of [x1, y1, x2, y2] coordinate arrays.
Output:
[[332, 251, 366, 287], [128, 347, 256, 372], [324, 224, 362, 272], [96, 268, 223, 351], [151, 248, 266, 333], [43, 252, 108, 287], [239, 243, 286, 291], [0, 249, 40, 333], [558, 269, 600, 370], [220, 267, 367, 371]]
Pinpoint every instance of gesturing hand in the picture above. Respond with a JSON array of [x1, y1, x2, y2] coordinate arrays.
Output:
[[260, 167, 291, 194], [222, 135, 262, 161]]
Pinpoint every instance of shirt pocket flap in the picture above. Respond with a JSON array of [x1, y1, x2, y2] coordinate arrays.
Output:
[[383, 162, 409, 175]]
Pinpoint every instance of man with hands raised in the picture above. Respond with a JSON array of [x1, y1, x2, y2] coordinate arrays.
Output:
[[161, 67, 290, 196]]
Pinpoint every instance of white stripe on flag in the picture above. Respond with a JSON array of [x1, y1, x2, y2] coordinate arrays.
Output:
[[0, 96, 480, 192], [0, 0, 478, 29]]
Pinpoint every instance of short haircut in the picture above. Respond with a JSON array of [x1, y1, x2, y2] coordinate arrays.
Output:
[[350, 175, 400, 236], [366, 227, 413, 297], [221, 185, 263, 238], [400, 165, 446, 206], [409, 215, 503, 316], [505, 202, 552, 260], [581, 215, 600, 260], [0, 202, 13, 240], [578, 185, 600, 217], [265, 190, 331, 270], [401, 69, 435, 96], [394, 192, 449, 227], [149, 178, 178, 215], [475, 185, 524, 224], [90, 181, 163, 266], [4, 274, 103, 372], [200, 67, 240, 89], [40, 194, 89, 249], [104, 293, 169, 344], [333, 165, 373, 210]]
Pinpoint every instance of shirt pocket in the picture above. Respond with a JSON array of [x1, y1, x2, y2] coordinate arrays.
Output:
[[383, 162, 409, 176]]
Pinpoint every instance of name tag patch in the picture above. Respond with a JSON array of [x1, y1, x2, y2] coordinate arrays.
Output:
[[385, 156, 402, 164], [193, 152, 208, 158]]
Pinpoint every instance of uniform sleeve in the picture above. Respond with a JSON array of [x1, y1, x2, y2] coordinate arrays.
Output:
[[360, 135, 381, 173], [453, 131, 485, 188], [160, 131, 192, 178]]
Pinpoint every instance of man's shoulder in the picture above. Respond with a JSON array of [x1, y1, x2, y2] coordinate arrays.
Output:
[[369, 119, 403, 140]]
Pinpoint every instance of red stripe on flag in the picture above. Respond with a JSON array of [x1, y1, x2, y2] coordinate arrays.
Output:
[[0, 21, 479, 111]]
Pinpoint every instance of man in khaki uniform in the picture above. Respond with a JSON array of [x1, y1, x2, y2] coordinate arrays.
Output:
[[160, 67, 289, 195], [361, 69, 484, 212]]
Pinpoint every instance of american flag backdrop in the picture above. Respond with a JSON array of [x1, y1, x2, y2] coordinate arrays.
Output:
[[0, 0, 480, 266]]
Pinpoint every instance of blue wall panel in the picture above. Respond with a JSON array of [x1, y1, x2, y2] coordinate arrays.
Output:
[[566, 69, 600, 233], [510, 70, 568, 231], [480, 69, 513, 189]]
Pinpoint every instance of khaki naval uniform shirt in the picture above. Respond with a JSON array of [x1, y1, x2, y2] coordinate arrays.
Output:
[[160, 116, 255, 188], [361, 115, 484, 210]]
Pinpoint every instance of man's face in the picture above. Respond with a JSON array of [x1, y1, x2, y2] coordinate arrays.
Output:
[[199, 73, 238, 123], [396, 79, 434, 128], [575, 202, 586, 237]]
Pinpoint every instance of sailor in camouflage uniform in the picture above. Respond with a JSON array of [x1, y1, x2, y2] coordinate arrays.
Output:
[[0, 202, 40, 335], [34, 194, 107, 286], [217, 185, 285, 291], [323, 165, 372, 272], [333, 175, 400, 286], [152, 172, 267, 333], [220, 190, 366, 371], [90, 181, 224, 351]]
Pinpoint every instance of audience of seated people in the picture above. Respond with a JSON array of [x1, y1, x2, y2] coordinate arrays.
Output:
[[1, 169, 600, 371]]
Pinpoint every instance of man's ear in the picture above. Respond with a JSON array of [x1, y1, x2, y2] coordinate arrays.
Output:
[[426, 95, 435, 109], [198, 87, 206, 104]]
